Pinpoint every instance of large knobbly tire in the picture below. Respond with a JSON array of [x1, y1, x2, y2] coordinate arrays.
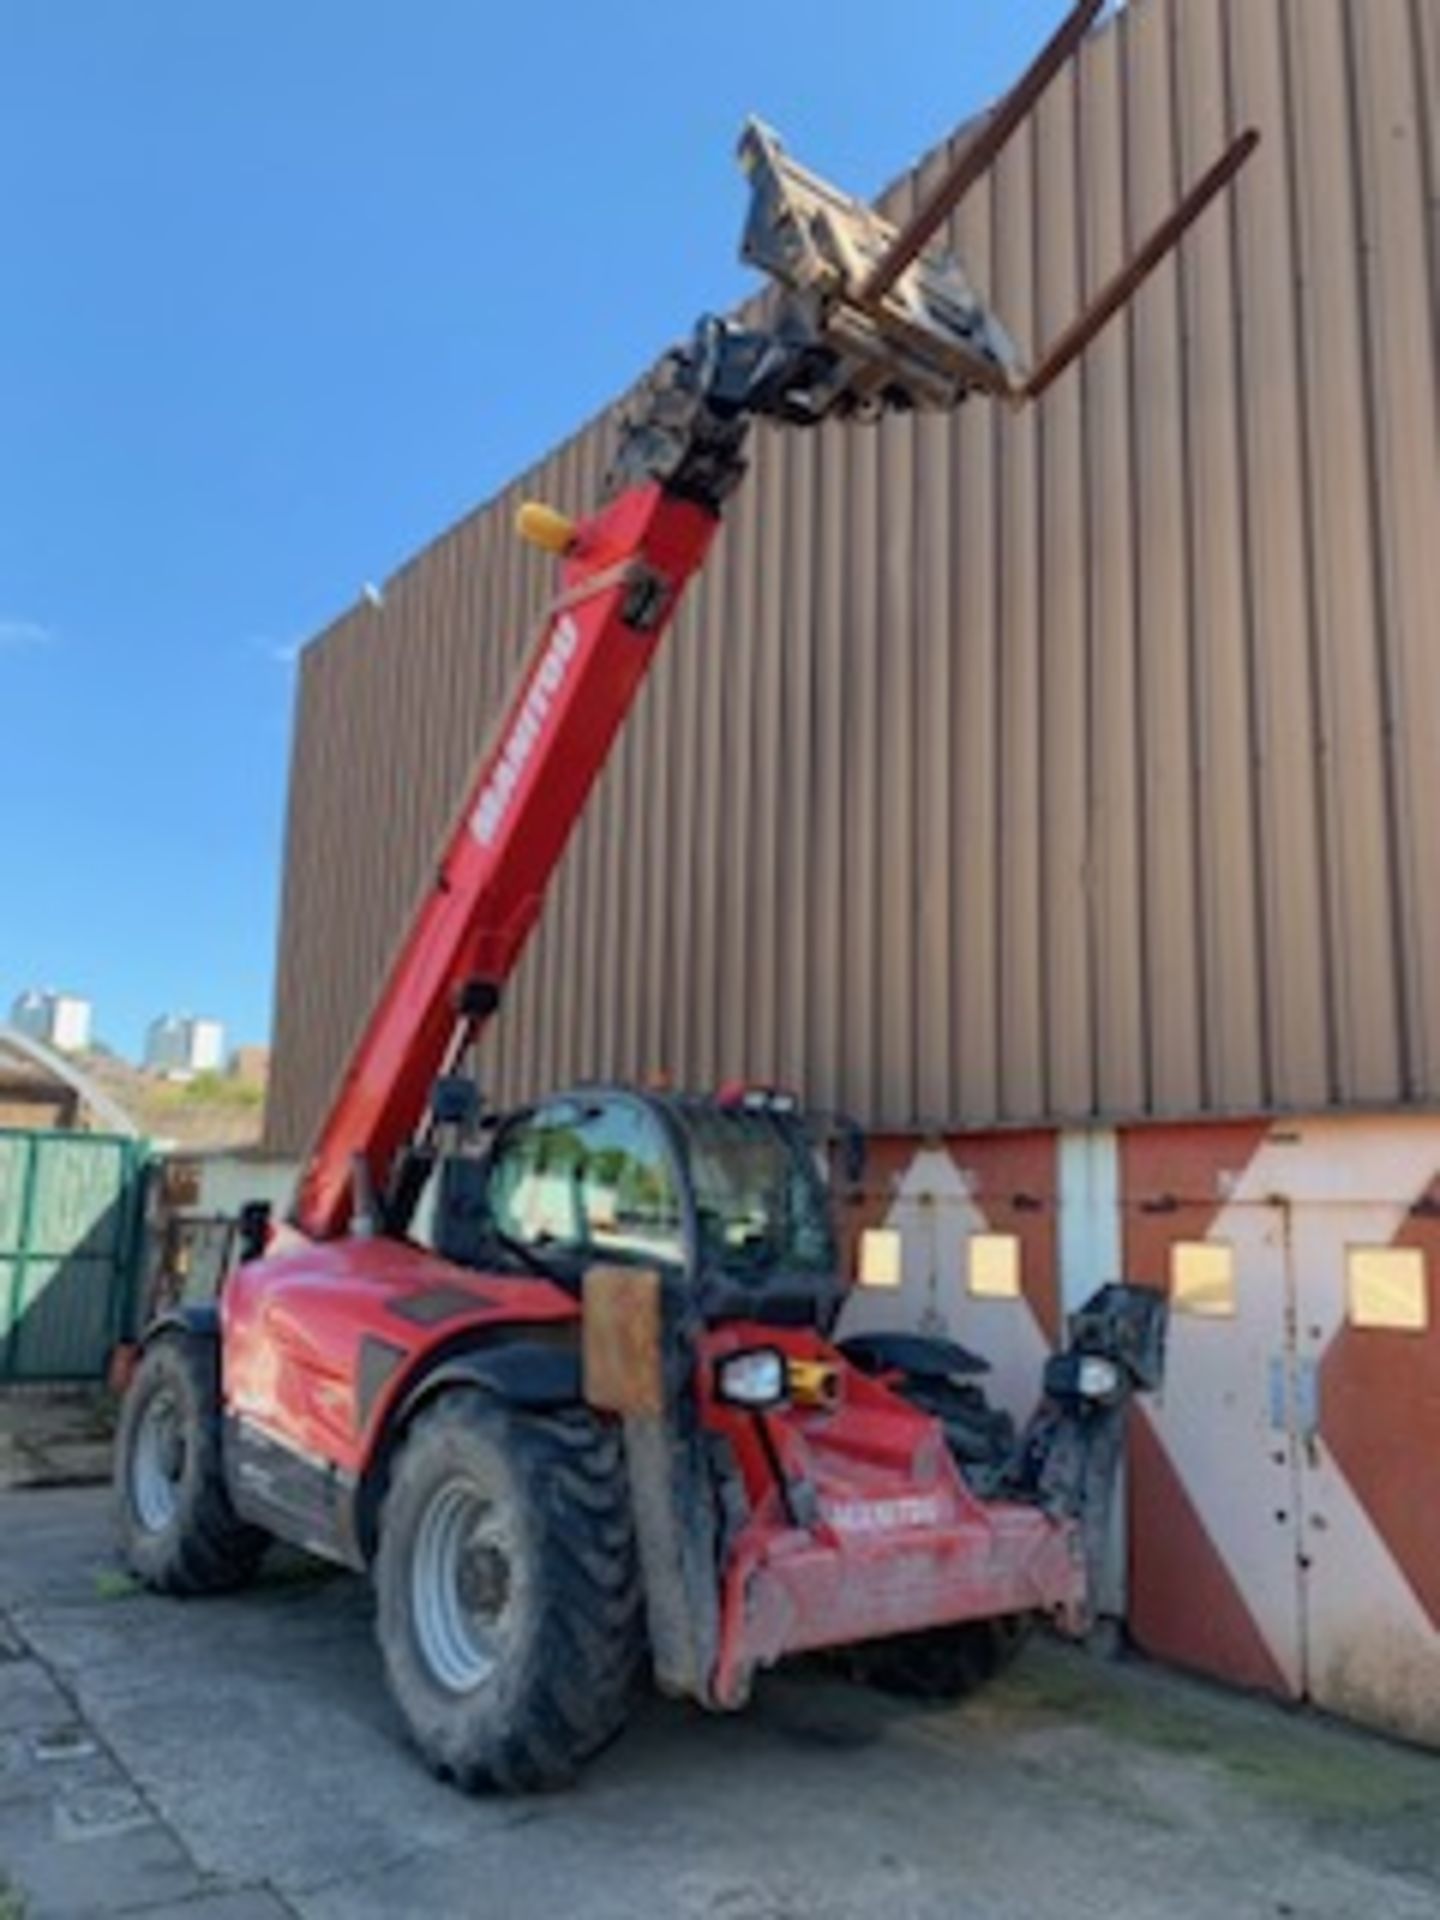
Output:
[[375, 1392, 644, 1793], [846, 1614, 1033, 1700], [114, 1332, 269, 1595]]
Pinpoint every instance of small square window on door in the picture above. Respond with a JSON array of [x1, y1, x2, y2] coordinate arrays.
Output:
[[857, 1227, 904, 1289], [1346, 1246, 1428, 1332], [1171, 1241, 1237, 1318], [967, 1233, 1021, 1300]]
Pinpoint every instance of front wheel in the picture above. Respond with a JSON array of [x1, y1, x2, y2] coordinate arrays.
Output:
[[114, 1332, 268, 1594], [846, 1614, 1033, 1699], [374, 1393, 644, 1792]]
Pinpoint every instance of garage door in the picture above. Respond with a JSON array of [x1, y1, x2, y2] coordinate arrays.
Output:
[[1126, 1116, 1440, 1748]]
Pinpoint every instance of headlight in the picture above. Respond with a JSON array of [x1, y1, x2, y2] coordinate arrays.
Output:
[[1077, 1357, 1121, 1399], [1043, 1350, 1126, 1406], [714, 1348, 789, 1409]]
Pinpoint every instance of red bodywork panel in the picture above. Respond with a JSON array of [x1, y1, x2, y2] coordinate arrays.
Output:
[[696, 1324, 1084, 1705], [223, 1240, 577, 1478], [293, 482, 720, 1242], [223, 1243, 1084, 1706]]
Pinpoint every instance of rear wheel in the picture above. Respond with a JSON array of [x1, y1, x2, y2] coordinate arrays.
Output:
[[114, 1332, 268, 1594], [847, 1614, 1033, 1699], [374, 1393, 643, 1792]]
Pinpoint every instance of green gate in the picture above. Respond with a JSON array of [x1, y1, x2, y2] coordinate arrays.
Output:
[[0, 1128, 149, 1382]]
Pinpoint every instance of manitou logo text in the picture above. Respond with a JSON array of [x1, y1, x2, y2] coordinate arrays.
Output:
[[470, 614, 581, 848], [822, 1494, 946, 1534]]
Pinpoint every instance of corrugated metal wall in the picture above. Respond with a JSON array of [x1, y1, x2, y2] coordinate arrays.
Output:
[[266, 0, 1440, 1157]]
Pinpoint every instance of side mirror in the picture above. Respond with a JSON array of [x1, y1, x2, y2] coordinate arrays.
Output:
[[431, 1074, 481, 1130], [236, 1200, 271, 1264], [805, 1108, 868, 1194], [840, 1118, 867, 1192]]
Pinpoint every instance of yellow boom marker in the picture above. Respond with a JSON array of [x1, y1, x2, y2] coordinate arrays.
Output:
[[516, 501, 577, 555]]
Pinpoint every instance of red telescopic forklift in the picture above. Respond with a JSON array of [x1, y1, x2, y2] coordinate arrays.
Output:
[[115, 1, 1257, 1791]]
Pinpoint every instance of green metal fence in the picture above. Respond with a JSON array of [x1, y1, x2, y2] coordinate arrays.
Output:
[[0, 1128, 149, 1382]]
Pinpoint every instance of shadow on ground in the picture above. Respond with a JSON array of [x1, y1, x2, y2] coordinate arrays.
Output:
[[1, 1486, 1437, 1920]]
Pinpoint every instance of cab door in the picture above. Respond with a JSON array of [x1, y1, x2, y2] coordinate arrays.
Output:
[[486, 1094, 688, 1276]]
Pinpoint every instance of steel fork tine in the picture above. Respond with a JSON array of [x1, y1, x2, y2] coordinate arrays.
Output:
[[861, 0, 1107, 306], [1021, 128, 1261, 403]]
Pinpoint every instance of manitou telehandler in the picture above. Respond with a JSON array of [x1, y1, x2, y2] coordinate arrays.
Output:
[[115, 1, 1257, 1791]]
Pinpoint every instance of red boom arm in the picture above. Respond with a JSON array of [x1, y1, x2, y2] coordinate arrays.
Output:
[[293, 481, 719, 1242], [286, 53, 1258, 1245]]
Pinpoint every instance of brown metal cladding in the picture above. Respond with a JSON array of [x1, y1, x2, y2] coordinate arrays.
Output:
[[265, 0, 1440, 1156]]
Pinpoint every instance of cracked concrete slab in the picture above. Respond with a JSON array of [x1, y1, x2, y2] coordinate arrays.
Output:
[[135, 1898, 294, 1920], [0, 1794, 201, 1919], [1, 1486, 1437, 1920]]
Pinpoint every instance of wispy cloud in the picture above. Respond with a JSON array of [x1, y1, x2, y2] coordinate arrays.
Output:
[[244, 634, 302, 668], [0, 616, 54, 650]]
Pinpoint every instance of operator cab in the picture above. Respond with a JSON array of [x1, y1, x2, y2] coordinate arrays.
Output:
[[431, 1085, 845, 1328]]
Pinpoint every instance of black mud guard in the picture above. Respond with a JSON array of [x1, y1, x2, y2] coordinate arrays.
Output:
[[838, 1329, 992, 1380], [351, 1339, 585, 1565], [140, 1303, 220, 1347], [392, 1341, 583, 1427]]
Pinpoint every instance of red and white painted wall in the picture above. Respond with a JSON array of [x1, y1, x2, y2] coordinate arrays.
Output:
[[835, 1115, 1440, 1749]]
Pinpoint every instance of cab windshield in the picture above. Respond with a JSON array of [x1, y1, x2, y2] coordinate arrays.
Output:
[[672, 1103, 836, 1284]]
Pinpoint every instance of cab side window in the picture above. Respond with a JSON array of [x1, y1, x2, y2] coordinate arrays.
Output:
[[488, 1099, 684, 1269], [488, 1109, 586, 1249]]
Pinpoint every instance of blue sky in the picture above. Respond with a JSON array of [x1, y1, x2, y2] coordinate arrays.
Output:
[[0, 1, 1073, 1062]]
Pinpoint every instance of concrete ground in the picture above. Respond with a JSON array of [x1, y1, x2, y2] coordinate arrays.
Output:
[[1, 1489, 1438, 1920], [0, 1393, 115, 1494]]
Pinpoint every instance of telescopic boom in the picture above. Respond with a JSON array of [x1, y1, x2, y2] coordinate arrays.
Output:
[[292, 3, 1257, 1241]]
